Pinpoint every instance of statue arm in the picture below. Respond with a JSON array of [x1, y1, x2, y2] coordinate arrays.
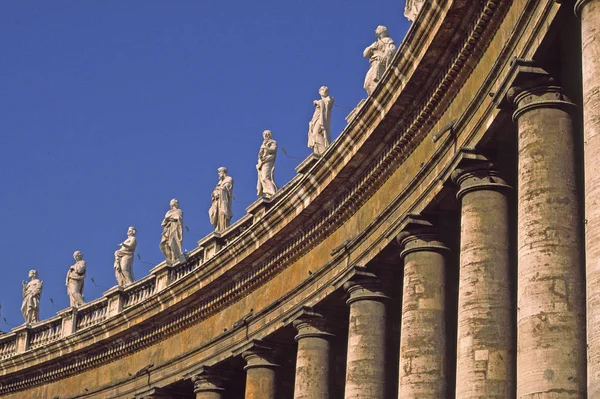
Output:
[[266, 141, 277, 154], [363, 42, 376, 58]]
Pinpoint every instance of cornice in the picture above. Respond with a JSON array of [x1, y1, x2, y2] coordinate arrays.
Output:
[[0, 0, 509, 394]]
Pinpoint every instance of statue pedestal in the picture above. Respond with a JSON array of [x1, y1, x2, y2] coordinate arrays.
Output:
[[246, 197, 274, 223], [295, 154, 321, 175], [345, 99, 366, 123], [198, 232, 225, 262]]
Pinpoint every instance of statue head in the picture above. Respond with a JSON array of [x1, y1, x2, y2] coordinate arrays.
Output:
[[262, 130, 273, 140], [375, 25, 389, 38], [217, 166, 228, 179], [127, 226, 137, 236], [319, 86, 329, 97], [28, 270, 38, 279], [73, 251, 83, 261], [170, 198, 179, 209]]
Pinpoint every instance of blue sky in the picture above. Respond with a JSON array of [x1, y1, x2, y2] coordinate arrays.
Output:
[[0, 1, 410, 330]]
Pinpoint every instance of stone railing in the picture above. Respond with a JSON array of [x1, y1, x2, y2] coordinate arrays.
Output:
[[75, 299, 109, 330], [123, 277, 156, 309], [0, 335, 17, 360], [168, 258, 199, 283], [28, 317, 62, 350], [0, 200, 269, 362]]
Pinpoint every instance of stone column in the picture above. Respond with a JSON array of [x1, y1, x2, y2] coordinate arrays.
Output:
[[292, 307, 334, 399], [575, 1, 600, 394], [510, 70, 586, 397], [452, 161, 514, 398], [342, 267, 389, 399], [192, 366, 226, 399], [397, 216, 448, 398], [135, 388, 175, 399], [242, 342, 280, 399]]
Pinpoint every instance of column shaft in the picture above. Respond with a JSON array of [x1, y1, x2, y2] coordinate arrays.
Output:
[[293, 312, 334, 399], [193, 367, 226, 399], [453, 165, 514, 398], [576, 0, 600, 394], [398, 225, 448, 398], [243, 344, 279, 399], [343, 271, 389, 399], [513, 84, 586, 397]]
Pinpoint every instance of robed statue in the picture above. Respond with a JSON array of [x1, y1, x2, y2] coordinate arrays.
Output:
[[308, 86, 334, 155], [114, 226, 137, 286], [256, 130, 278, 198], [160, 198, 185, 265], [21, 270, 43, 324], [66, 251, 86, 307], [363, 25, 396, 96], [209, 167, 234, 232]]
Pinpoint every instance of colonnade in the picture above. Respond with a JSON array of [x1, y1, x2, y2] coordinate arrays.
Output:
[[134, 3, 600, 398]]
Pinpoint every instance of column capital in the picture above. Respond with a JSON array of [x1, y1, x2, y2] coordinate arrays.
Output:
[[134, 387, 176, 399], [341, 266, 389, 305], [451, 161, 511, 200], [396, 214, 450, 258], [191, 366, 227, 394], [575, 0, 594, 16], [498, 59, 577, 122], [288, 306, 335, 341], [236, 340, 280, 371]]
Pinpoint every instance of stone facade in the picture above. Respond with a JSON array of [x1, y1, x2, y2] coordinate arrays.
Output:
[[0, 1, 597, 398]]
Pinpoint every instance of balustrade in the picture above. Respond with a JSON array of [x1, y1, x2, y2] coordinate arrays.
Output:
[[123, 278, 157, 309], [76, 300, 109, 330], [0, 336, 17, 360], [29, 318, 62, 350]]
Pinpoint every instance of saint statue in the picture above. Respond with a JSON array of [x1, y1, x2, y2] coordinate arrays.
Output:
[[256, 130, 278, 198], [66, 251, 86, 307], [308, 86, 334, 155], [114, 226, 137, 286], [21, 270, 43, 324], [404, 0, 425, 21], [363, 25, 396, 96], [160, 199, 185, 265], [209, 167, 234, 232]]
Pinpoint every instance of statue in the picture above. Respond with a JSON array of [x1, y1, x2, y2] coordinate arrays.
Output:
[[404, 0, 425, 21], [363, 25, 396, 96], [21, 270, 43, 324], [308, 86, 334, 155], [209, 167, 234, 232], [114, 226, 137, 286], [160, 199, 185, 265], [256, 130, 278, 198], [66, 251, 86, 307]]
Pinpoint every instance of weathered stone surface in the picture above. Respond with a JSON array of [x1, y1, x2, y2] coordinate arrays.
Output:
[[576, 0, 600, 395], [512, 82, 586, 397], [343, 268, 389, 399], [292, 308, 334, 399], [241, 341, 279, 399], [397, 217, 448, 398], [452, 162, 514, 398], [192, 366, 226, 399]]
